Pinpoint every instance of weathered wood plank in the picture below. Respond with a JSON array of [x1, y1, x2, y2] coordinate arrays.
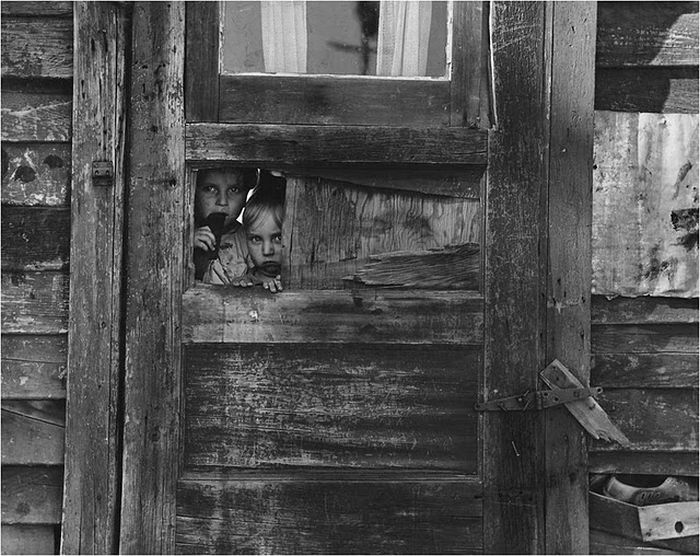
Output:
[[186, 123, 488, 165], [1, 143, 71, 206], [595, 68, 699, 113], [183, 286, 484, 345], [590, 389, 698, 452], [1, 400, 65, 465], [591, 528, 698, 556], [592, 353, 699, 388], [1, 206, 70, 270], [0, 525, 56, 555], [284, 176, 480, 289], [185, 344, 479, 471], [61, 3, 128, 553], [545, 4, 596, 552], [592, 324, 699, 353], [120, 3, 185, 553], [596, 2, 699, 67], [1, 271, 69, 334], [589, 451, 699, 477], [219, 75, 450, 127], [1, 2, 72, 17], [0, 92, 71, 142], [185, 0, 219, 121], [176, 476, 483, 554], [1, 334, 67, 399], [592, 112, 698, 297], [1, 466, 62, 524], [592, 297, 699, 325], [1, 18, 72, 79]]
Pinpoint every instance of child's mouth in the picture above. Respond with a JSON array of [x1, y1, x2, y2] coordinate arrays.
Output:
[[258, 262, 282, 277]]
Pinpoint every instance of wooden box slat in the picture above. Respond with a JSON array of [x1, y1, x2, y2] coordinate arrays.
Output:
[[1, 143, 71, 206], [592, 297, 699, 325], [1, 400, 65, 465], [589, 452, 699, 477], [1, 334, 67, 399], [1, 18, 73, 79], [0, 524, 56, 555], [1, 466, 62, 524], [1, 206, 70, 271], [1, 92, 71, 143], [592, 353, 698, 389], [591, 528, 698, 555], [1, 271, 69, 334], [184, 344, 479, 471], [592, 324, 699, 354]]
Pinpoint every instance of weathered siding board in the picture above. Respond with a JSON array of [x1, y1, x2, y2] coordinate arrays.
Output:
[[1, 466, 62, 524], [1, 18, 72, 79], [590, 452, 699, 477], [592, 324, 698, 353], [184, 0, 219, 121], [1, 2, 72, 17], [593, 353, 698, 388], [1, 400, 65, 465], [593, 112, 698, 297], [1, 334, 67, 399], [1, 271, 69, 334], [185, 344, 479, 471], [1, 207, 70, 271], [0, 92, 71, 142], [1, 143, 71, 206], [1, 525, 56, 555], [591, 528, 698, 556], [592, 296, 699, 325], [176, 477, 483, 555]]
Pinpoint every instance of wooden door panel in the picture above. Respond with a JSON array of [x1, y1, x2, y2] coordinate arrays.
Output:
[[176, 475, 483, 554], [184, 344, 479, 471]]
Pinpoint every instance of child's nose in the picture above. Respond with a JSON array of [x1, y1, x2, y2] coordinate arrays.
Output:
[[215, 191, 228, 205], [263, 240, 275, 256]]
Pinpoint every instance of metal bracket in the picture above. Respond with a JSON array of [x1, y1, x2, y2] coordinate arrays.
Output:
[[92, 160, 114, 187], [474, 386, 603, 412]]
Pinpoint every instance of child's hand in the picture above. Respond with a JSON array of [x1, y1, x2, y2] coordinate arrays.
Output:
[[231, 270, 283, 293], [194, 226, 216, 251], [260, 274, 283, 293]]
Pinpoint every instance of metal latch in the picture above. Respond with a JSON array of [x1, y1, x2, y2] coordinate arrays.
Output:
[[92, 161, 113, 187], [475, 386, 603, 411]]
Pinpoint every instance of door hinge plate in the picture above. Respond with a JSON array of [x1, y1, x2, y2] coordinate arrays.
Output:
[[475, 386, 602, 411]]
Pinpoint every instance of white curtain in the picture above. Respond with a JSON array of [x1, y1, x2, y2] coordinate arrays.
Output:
[[260, 1, 307, 73], [376, 1, 433, 77]]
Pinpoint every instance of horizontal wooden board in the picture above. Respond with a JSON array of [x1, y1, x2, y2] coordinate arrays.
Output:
[[595, 68, 699, 113], [1, 206, 70, 270], [591, 388, 698, 452], [1, 2, 72, 17], [592, 353, 698, 388], [1, 400, 65, 465], [219, 74, 451, 127], [592, 324, 698, 354], [1, 18, 72, 79], [1, 334, 67, 399], [1, 466, 62, 524], [591, 528, 698, 555], [183, 287, 484, 345], [176, 475, 482, 554], [592, 297, 699, 325], [1, 91, 71, 142], [0, 524, 56, 555], [596, 3, 699, 67], [1, 143, 71, 206], [589, 451, 699, 477], [184, 344, 479, 471], [186, 123, 488, 165], [1, 271, 69, 334]]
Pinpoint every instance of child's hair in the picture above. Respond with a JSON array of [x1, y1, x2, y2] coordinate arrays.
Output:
[[196, 166, 258, 189], [243, 180, 285, 231]]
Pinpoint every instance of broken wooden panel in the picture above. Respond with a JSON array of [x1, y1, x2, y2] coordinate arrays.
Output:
[[1, 334, 67, 399], [592, 296, 698, 325], [0, 92, 71, 142], [1, 271, 69, 334], [184, 344, 479, 471], [590, 388, 698, 452], [1, 466, 62, 524], [183, 286, 483, 345], [0, 525, 57, 555], [176, 475, 483, 554], [284, 176, 480, 289], [1, 143, 71, 206], [1, 206, 70, 270], [592, 353, 698, 388], [1, 400, 65, 465], [593, 112, 698, 297], [596, 2, 699, 67], [592, 324, 698, 353], [589, 451, 699, 477], [1, 18, 73, 79]]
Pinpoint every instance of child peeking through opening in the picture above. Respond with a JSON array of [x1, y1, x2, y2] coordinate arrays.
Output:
[[194, 167, 284, 293]]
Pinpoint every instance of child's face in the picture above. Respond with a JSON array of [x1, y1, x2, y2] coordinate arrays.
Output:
[[195, 169, 251, 227], [246, 214, 283, 275]]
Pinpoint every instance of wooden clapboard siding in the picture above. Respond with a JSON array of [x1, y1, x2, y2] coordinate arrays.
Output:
[[1, 2, 72, 17], [1, 466, 62, 524], [186, 123, 488, 165], [1, 400, 65, 465], [284, 177, 480, 289], [597, 2, 699, 67], [0, 92, 71, 143], [592, 324, 698, 353], [1, 18, 72, 79], [1, 143, 71, 206], [184, 344, 479, 471], [1, 524, 57, 555], [593, 353, 698, 388], [592, 296, 698, 325], [1, 334, 67, 399], [590, 452, 699, 477], [591, 529, 698, 556], [1, 271, 69, 334], [176, 475, 483, 555], [1, 207, 70, 271], [183, 286, 483, 345]]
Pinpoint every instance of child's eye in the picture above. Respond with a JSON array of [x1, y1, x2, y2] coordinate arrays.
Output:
[[248, 236, 262, 243], [227, 187, 241, 194], [272, 234, 282, 243], [200, 185, 217, 194]]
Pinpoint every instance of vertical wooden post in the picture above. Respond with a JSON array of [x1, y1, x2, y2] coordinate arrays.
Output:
[[119, 3, 185, 553], [61, 3, 127, 553], [545, 3, 596, 554]]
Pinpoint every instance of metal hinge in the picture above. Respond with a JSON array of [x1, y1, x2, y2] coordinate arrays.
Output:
[[474, 386, 603, 411]]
